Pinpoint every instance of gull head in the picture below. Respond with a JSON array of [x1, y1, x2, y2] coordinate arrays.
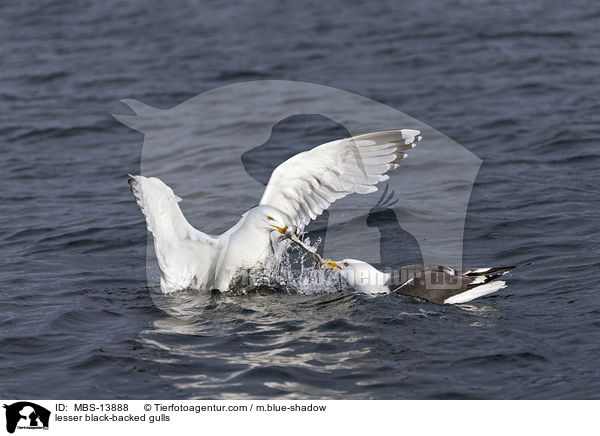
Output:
[[336, 258, 379, 280], [251, 205, 295, 237], [335, 259, 390, 294]]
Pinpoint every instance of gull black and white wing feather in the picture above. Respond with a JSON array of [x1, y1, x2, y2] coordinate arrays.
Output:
[[259, 129, 421, 230]]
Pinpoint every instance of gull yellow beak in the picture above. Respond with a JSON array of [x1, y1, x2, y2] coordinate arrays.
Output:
[[270, 224, 288, 234], [322, 260, 342, 271]]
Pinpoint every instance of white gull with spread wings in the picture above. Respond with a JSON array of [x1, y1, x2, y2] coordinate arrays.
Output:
[[128, 129, 421, 293]]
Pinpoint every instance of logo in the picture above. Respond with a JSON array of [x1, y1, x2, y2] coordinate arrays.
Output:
[[3, 402, 50, 434]]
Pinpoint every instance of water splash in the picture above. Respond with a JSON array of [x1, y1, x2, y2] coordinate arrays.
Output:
[[233, 236, 346, 295]]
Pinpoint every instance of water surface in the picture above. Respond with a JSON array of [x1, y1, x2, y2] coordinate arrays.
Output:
[[1, 0, 599, 399]]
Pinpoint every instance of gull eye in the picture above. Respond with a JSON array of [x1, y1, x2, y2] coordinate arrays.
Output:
[[267, 216, 274, 221], [344, 262, 349, 267]]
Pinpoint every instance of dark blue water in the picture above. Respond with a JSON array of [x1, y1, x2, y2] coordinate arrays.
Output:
[[1, 0, 600, 399]]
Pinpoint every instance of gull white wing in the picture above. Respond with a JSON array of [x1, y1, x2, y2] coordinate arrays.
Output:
[[128, 175, 217, 292], [259, 129, 421, 230]]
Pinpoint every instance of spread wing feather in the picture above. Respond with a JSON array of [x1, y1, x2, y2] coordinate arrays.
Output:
[[259, 129, 421, 230], [128, 175, 216, 292]]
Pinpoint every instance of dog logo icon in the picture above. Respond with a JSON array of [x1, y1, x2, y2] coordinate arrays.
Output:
[[3, 402, 50, 434]]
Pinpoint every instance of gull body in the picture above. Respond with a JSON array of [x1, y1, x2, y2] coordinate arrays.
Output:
[[285, 234, 518, 304], [336, 258, 517, 304], [211, 206, 287, 291], [129, 174, 290, 292], [128, 129, 422, 293]]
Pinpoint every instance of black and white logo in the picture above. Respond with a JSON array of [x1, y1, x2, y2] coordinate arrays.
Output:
[[3, 402, 50, 434]]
